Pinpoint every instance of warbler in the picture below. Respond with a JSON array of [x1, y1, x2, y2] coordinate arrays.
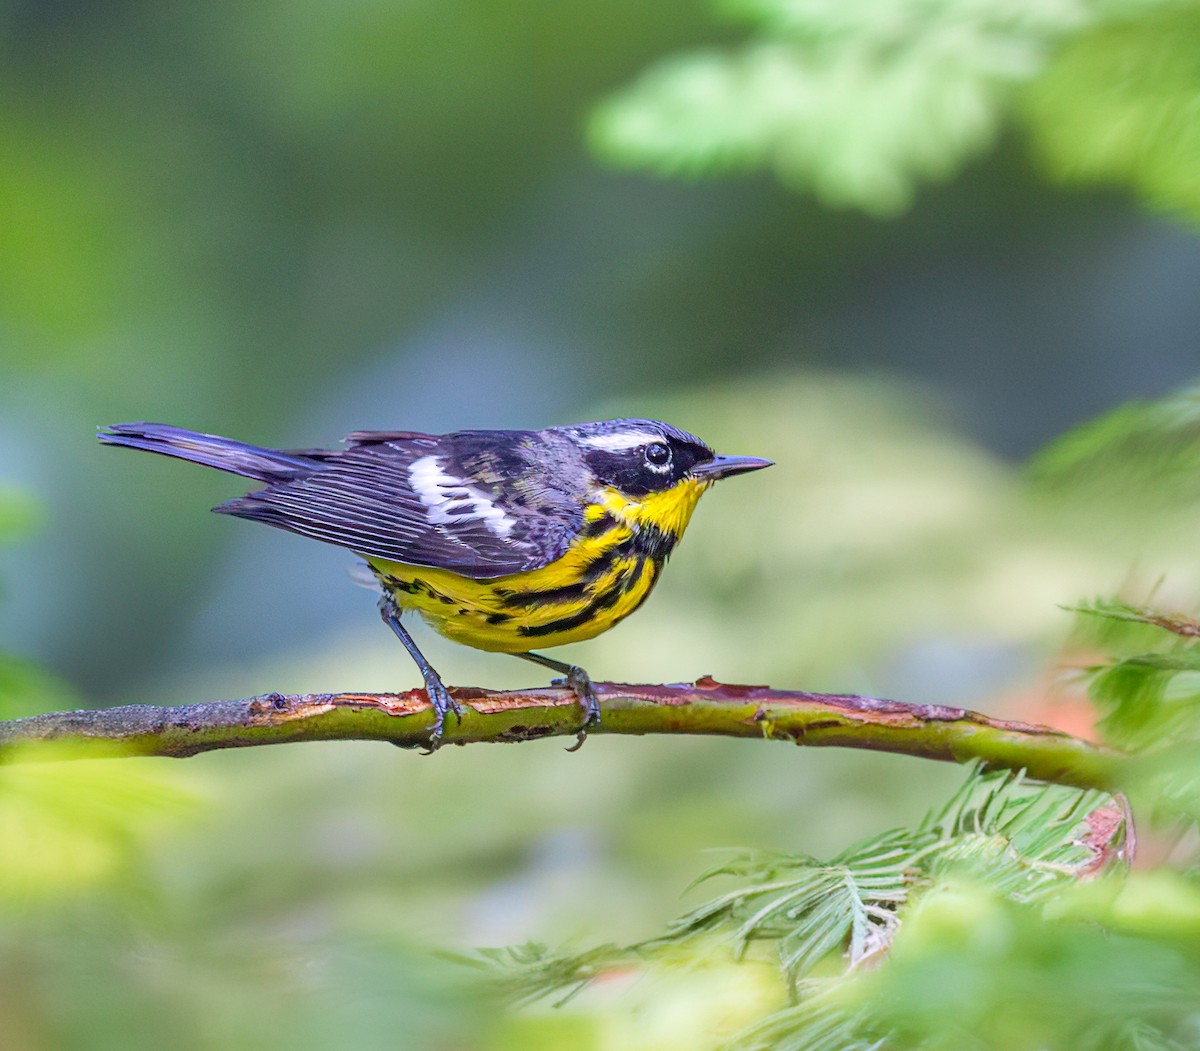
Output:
[[99, 419, 771, 746]]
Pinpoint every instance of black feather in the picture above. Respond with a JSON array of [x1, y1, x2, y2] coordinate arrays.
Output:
[[213, 433, 584, 577], [94, 424, 584, 578], [99, 423, 317, 483]]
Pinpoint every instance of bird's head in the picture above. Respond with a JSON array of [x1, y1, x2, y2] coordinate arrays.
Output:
[[555, 419, 772, 542]]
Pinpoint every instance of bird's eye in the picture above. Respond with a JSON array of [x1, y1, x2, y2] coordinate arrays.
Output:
[[644, 442, 671, 467]]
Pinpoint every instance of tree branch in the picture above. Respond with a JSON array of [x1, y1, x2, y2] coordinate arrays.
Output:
[[0, 678, 1122, 790]]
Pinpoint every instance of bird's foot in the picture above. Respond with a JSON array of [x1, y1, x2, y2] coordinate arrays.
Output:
[[553, 665, 601, 752], [420, 674, 463, 753], [512, 651, 601, 751]]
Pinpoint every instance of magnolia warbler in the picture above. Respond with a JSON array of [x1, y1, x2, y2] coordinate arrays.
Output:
[[100, 419, 771, 746]]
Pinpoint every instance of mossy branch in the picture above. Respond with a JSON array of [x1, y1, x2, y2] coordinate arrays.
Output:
[[0, 678, 1122, 790]]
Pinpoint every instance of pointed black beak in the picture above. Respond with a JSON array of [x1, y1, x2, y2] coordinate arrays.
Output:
[[691, 454, 774, 481]]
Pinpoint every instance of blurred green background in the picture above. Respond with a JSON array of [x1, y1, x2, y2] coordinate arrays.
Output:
[[2, 1, 1199, 1048]]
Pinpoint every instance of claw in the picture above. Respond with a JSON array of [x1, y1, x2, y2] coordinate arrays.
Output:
[[420, 676, 463, 753], [512, 651, 603, 750], [561, 665, 601, 751]]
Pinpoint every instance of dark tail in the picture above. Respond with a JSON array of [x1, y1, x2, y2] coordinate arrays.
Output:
[[98, 422, 318, 484]]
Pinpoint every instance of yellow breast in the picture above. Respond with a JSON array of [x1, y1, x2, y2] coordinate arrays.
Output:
[[368, 477, 709, 653]]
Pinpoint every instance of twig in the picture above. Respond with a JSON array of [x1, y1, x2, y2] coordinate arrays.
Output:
[[0, 677, 1122, 790]]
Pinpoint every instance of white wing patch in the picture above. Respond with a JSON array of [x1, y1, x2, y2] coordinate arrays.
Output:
[[576, 429, 660, 452], [408, 455, 515, 537]]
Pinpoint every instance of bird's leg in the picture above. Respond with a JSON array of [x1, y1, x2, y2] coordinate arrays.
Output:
[[514, 651, 601, 750], [378, 595, 462, 750]]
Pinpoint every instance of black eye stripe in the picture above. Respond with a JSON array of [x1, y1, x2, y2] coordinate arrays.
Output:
[[581, 435, 712, 496]]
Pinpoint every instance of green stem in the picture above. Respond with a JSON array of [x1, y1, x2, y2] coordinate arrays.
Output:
[[0, 678, 1122, 790]]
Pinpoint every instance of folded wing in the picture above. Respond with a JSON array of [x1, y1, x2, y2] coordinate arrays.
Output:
[[215, 433, 581, 579]]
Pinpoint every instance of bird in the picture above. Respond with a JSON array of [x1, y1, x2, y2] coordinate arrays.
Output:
[[99, 419, 772, 747]]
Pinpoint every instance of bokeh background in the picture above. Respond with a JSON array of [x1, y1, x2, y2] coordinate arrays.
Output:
[[1, 2, 1199, 1048]]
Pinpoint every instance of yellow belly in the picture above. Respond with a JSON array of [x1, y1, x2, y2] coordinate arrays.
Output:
[[367, 522, 661, 653], [367, 481, 709, 653]]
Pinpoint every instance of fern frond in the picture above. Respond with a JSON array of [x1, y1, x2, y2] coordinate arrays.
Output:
[[658, 826, 929, 986], [485, 765, 1127, 1020], [725, 979, 886, 1051], [919, 766, 1120, 890], [457, 941, 632, 1008]]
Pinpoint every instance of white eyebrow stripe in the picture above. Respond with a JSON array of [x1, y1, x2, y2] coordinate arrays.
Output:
[[408, 455, 515, 537], [577, 430, 661, 451]]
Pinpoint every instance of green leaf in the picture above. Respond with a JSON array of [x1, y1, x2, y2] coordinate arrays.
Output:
[[862, 884, 1200, 1051], [727, 979, 886, 1051], [921, 770, 1121, 900], [1024, 4, 1200, 225], [1065, 598, 1200, 754], [1067, 599, 1200, 654], [590, 0, 1099, 215], [1067, 595, 1200, 820], [1028, 383, 1200, 506], [661, 830, 920, 983], [1089, 653, 1200, 750], [461, 941, 630, 1008]]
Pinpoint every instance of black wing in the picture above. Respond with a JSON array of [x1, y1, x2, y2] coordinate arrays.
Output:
[[214, 430, 584, 579]]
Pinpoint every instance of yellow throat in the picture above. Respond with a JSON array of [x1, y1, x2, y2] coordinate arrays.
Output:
[[591, 476, 711, 541]]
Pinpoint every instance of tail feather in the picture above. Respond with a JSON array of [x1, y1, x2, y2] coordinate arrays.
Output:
[[98, 422, 319, 483]]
